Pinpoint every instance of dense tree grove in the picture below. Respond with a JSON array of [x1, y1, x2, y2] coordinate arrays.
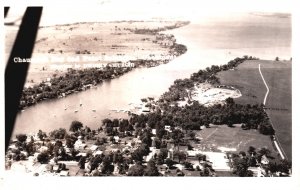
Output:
[[19, 66, 133, 110], [129, 99, 274, 136]]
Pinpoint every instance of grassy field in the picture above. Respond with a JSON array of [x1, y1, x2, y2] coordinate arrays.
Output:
[[217, 60, 292, 159], [193, 125, 277, 155]]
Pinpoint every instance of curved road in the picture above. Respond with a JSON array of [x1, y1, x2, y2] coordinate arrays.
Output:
[[258, 64, 287, 160], [258, 64, 269, 105]]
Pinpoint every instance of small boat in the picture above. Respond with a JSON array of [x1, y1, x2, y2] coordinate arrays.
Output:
[[74, 110, 78, 113], [92, 109, 96, 112]]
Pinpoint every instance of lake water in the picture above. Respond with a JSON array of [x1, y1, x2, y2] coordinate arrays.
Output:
[[13, 13, 291, 148]]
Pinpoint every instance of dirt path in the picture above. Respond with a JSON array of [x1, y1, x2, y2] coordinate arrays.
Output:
[[258, 64, 287, 160], [205, 128, 218, 140], [258, 64, 269, 105]]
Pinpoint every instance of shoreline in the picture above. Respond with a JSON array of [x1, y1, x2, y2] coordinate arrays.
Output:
[[19, 21, 189, 111]]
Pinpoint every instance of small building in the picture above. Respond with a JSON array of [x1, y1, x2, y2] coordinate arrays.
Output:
[[74, 136, 87, 150], [151, 129, 156, 135], [165, 125, 172, 132], [187, 150, 202, 157], [248, 166, 265, 177], [90, 145, 99, 152], [59, 170, 69, 176], [93, 151, 103, 156], [261, 155, 270, 165], [113, 136, 120, 142], [76, 152, 87, 157]]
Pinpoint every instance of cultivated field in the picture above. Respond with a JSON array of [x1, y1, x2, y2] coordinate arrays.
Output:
[[217, 60, 292, 159]]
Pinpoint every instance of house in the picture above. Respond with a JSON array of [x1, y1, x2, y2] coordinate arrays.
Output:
[[59, 170, 69, 176], [113, 136, 120, 142], [248, 166, 265, 177], [53, 165, 60, 172], [165, 125, 172, 132], [74, 136, 87, 150], [187, 150, 202, 157], [90, 145, 98, 151], [151, 129, 156, 135], [38, 146, 48, 153], [260, 155, 269, 165], [93, 151, 103, 156], [174, 164, 184, 170], [76, 152, 87, 157]]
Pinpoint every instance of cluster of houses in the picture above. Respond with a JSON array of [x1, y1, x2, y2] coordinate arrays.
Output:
[[5, 125, 285, 177]]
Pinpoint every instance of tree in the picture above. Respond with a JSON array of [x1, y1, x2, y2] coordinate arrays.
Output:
[[277, 159, 291, 174], [165, 158, 174, 168], [105, 125, 114, 136], [49, 128, 67, 139], [152, 138, 161, 149], [170, 129, 184, 149], [225, 97, 235, 106], [247, 146, 256, 156], [196, 153, 206, 163], [127, 162, 144, 176], [37, 130, 47, 141], [144, 159, 159, 176], [101, 155, 114, 175], [174, 151, 187, 163], [113, 151, 123, 164], [16, 134, 27, 143], [90, 155, 102, 172], [159, 148, 168, 159], [25, 141, 36, 156], [37, 152, 50, 164], [258, 147, 271, 157], [141, 133, 152, 147], [78, 156, 86, 169], [69, 120, 83, 132], [233, 157, 250, 177], [187, 130, 196, 140], [156, 126, 166, 139], [112, 119, 119, 128], [65, 135, 77, 148]]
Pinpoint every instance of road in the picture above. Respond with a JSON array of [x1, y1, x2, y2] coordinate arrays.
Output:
[[258, 64, 287, 160]]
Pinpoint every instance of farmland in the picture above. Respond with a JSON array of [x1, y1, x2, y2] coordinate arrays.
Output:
[[217, 60, 292, 159]]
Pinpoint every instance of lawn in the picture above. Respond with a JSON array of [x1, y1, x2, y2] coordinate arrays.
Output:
[[217, 60, 292, 159], [193, 125, 277, 156]]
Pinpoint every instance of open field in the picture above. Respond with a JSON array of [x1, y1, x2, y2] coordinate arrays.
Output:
[[193, 125, 278, 156], [217, 60, 292, 159]]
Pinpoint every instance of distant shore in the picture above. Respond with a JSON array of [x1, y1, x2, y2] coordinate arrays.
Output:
[[18, 21, 189, 111]]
